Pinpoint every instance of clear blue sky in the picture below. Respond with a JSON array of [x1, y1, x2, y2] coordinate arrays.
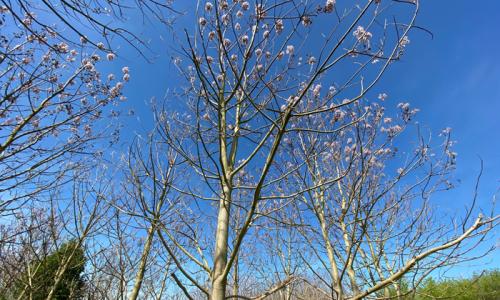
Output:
[[113, 0, 499, 273]]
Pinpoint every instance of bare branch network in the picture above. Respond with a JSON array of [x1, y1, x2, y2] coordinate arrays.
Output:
[[0, 1, 497, 300]]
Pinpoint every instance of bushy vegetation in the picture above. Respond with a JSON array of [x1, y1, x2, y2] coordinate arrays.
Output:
[[414, 269, 500, 300], [378, 269, 500, 299], [2, 240, 86, 300]]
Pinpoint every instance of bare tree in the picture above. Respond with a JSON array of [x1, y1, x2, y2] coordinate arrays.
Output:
[[0, 168, 113, 300], [120, 132, 180, 300], [285, 100, 498, 299], [0, 6, 132, 299], [158, 0, 421, 299], [0, 6, 129, 216]]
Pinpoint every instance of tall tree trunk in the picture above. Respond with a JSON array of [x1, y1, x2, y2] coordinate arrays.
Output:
[[317, 205, 343, 299], [340, 220, 361, 295], [129, 224, 155, 300], [233, 255, 239, 298], [211, 188, 231, 300]]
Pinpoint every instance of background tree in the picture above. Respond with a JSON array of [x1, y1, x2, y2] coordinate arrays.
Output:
[[0, 168, 115, 299], [0, 1, 182, 297], [284, 99, 497, 299], [0, 5, 128, 216], [11, 239, 86, 300]]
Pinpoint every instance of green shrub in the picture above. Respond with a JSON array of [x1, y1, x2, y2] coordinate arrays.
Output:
[[9, 240, 86, 300], [415, 269, 500, 300]]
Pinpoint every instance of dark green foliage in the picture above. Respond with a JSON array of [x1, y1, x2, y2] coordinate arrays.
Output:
[[10, 240, 86, 300], [376, 269, 500, 300], [415, 269, 500, 300]]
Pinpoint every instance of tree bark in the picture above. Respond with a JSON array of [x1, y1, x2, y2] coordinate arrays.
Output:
[[129, 224, 155, 300], [211, 189, 231, 300], [317, 202, 343, 299]]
